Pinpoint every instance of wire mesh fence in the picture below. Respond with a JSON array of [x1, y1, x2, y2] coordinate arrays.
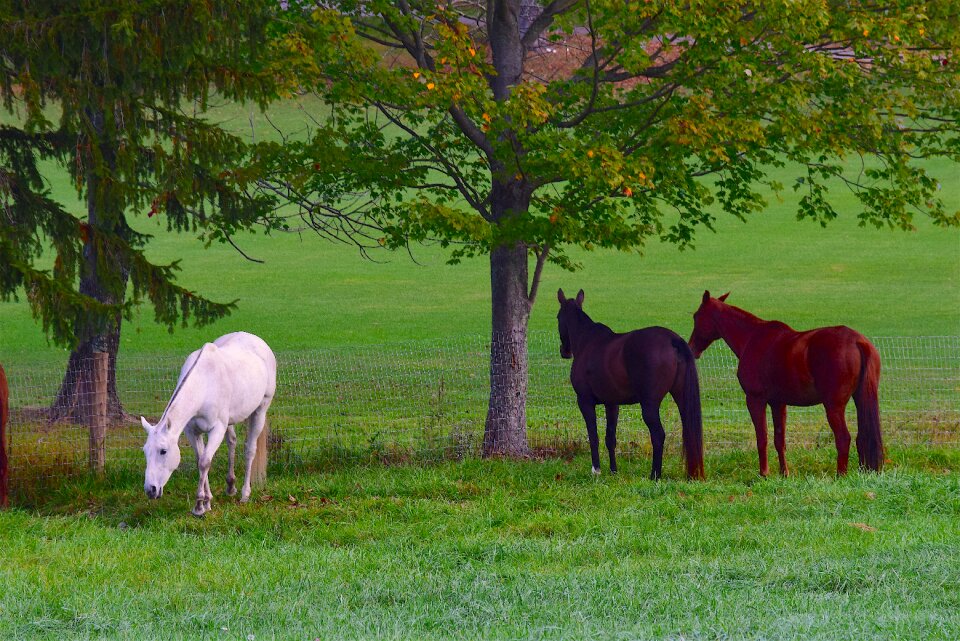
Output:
[[5, 333, 959, 489]]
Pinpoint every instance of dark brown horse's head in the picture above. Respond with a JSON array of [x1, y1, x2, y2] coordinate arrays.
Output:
[[556, 288, 585, 359], [688, 290, 729, 358]]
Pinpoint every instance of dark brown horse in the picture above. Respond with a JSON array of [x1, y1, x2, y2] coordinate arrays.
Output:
[[557, 289, 705, 480], [688, 291, 884, 476], [0, 364, 8, 508]]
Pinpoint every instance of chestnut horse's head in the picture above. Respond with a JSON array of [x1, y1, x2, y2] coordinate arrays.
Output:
[[556, 288, 585, 359], [688, 290, 729, 358]]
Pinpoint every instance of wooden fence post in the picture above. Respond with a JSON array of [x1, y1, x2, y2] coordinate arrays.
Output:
[[250, 419, 268, 487], [83, 352, 109, 474]]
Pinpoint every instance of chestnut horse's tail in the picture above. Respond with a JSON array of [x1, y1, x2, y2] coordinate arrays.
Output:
[[0, 364, 8, 508], [673, 337, 705, 479], [853, 340, 884, 472]]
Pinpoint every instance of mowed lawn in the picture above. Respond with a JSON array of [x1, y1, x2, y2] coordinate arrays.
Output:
[[2, 448, 960, 640]]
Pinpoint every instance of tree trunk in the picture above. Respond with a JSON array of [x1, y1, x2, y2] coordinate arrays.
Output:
[[49, 107, 128, 424], [49, 319, 127, 423], [482, 177, 535, 457], [483, 242, 532, 457]]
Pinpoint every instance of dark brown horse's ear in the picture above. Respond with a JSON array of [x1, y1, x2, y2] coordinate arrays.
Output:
[[557, 288, 565, 303], [575, 289, 584, 306], [718, 292, 730, 302], [702, 290, 711, 303]]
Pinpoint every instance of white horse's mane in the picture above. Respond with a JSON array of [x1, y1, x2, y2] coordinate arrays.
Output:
[[158, 343, 209, 425]]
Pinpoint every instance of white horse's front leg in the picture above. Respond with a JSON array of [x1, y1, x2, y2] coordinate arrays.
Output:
[[240, 407, 268, 503], [193, 424, 227, 517], [185, 426, 208, 517], [225, 424, 238, 496]]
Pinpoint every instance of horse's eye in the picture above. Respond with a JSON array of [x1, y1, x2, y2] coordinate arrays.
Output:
[[160, 449, 167, 456]]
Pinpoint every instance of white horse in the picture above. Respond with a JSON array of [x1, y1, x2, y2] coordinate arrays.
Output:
[[142, 332, 276, 516]]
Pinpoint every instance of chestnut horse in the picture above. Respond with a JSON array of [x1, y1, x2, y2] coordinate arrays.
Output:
[[557, 289, 705, 480], [688, 291, 883, 476], [0, 364, 8, 508]]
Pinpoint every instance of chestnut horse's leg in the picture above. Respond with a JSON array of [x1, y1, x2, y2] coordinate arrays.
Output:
[[824, 403, 852, 475], [745, 396, 770, 477], [640, 402, 666, 481], [577, 396, 601, 474], [771, 403, 789, 476], [604, 404, 619, 474]]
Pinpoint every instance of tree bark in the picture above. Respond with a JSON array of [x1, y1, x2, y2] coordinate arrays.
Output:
[[482, 179, 534, 457], [482, 242, 532, 457], [49, 318, 127, 423], [517, 0, 545, 50]]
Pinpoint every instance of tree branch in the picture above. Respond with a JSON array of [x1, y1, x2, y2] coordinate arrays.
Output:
[[527, 242, 550, 305]]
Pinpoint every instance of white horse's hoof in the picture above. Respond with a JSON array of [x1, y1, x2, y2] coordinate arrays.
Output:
[[192, 507, 206, 518], [592, 467, 601, 475], [226, 483, 237, 497]]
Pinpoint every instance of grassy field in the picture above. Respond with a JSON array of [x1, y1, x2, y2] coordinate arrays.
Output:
[[1, 97, 958, 641], [2, 449, 959, 640], [0, 96, 958, 368]]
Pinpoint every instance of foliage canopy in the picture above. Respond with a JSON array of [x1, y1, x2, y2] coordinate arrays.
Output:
[[274, 0, 960, 270]]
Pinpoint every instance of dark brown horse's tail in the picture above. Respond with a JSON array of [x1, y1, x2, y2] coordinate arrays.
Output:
[[0, 365, 8, 508], [673, 338, 705, 479], [854, 340, 884, 472]]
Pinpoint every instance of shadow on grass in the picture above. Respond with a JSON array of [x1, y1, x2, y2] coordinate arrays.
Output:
[[8, 440, 958, 524]]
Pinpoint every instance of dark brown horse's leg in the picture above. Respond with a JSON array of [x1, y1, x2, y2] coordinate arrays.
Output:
[[824, 404, 852, 475], [771, 403, 789, 476], [577, 396, 601, 474], [745, 396, 770, 477], [640, 403, 666, 480], [604, 404, 619, 474]]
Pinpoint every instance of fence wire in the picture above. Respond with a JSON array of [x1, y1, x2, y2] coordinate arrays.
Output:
[[5, 333, 959, 485]]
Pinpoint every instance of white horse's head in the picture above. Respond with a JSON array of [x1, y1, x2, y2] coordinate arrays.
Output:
[[142, 416, 182, 499]]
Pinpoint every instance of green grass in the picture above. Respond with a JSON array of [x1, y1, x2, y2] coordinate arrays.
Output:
[[2, 74, 959, 641], [2, 448, 959, 640], [0, 96, 958, 369]]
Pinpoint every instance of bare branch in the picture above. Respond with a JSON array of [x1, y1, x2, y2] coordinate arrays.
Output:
[[527, 243, 550, 305], [519, 0, 580, 50]]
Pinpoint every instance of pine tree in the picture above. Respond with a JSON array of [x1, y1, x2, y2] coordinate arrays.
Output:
[[0, 1, 282, 420]]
